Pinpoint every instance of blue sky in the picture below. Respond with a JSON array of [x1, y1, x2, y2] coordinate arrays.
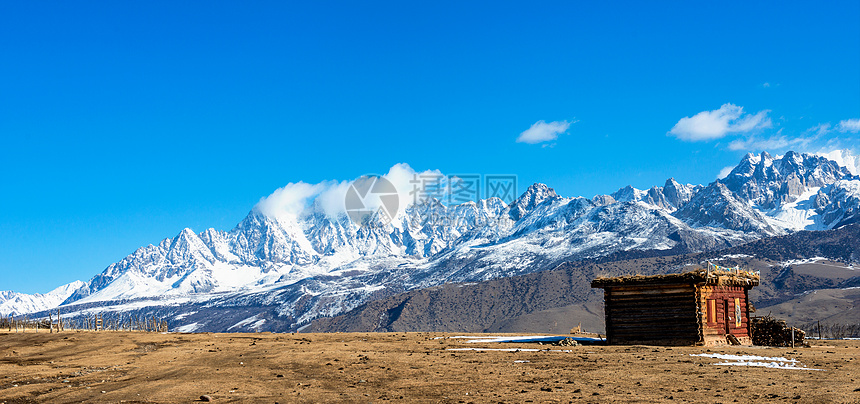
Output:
[[1, 1, 858, 293]]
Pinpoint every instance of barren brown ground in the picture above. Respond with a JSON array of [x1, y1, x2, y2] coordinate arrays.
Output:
[[1, 331, 858, 403]]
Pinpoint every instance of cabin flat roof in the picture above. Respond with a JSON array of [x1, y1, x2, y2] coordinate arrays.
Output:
[[591, 268, 760, 288]]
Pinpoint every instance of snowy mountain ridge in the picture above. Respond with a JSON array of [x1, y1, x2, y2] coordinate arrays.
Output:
[[0, 281, 85, 317], [5, 150, 860, 331]]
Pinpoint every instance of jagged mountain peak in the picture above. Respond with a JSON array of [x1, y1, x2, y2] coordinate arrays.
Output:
[[610, 185, 640, 203], [722, 150, 855, 210], [165, 227, 216, 268], [169, 227, 204, 250], [740, 150, 773, 165], [591, 194, 616, 206], [508, 183, 560, 220], [664, 177, 680, 187], [674, 182, 780, 236], [520, 183, 558, 202], [609, 180, 699, 212], [237, 208, 275, 229]]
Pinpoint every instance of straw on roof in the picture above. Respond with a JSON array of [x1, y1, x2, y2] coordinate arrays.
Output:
[[591, 268, 760, 288]]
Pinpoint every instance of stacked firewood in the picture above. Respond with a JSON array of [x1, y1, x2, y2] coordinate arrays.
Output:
[[750, 315, 806, 346]]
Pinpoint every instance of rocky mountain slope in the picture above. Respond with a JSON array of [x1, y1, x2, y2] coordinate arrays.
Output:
[[6, 150, 860, 333], [307, 223, 860, 333]]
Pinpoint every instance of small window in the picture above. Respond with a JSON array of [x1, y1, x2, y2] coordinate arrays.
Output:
[[708, 299, 716, 324]]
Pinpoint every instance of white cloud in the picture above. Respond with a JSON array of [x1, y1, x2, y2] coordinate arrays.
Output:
[[315, 180, 353, 217], [838, 118, 860, 133], [816, 149, 860, 175], [516, 120, 572, 144], [816, 134, 860, 155], [254, 163, 447, 221], [809, 123, 832, 136], [383, 163, 446, 214], [255, 181, 328, 219], [720, 118, 859, 158], [668, 104, 772, 141], [727, 133, 812, 152], [717, 165, 735, 179], [805, 119, 859, 136], [762, 82, 771, 88]]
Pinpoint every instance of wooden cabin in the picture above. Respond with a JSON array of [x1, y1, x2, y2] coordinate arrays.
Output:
[[591, 264, 759, 346]]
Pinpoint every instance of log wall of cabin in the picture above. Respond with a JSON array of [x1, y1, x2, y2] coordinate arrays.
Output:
[[698, 285, 752, 346], [603, 284, 700, 346]]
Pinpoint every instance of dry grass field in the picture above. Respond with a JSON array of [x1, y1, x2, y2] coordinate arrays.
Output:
[[1, 331, 858, 403]]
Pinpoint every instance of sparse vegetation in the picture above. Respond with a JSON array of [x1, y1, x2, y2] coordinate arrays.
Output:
[[802, 322, 860, 339], [0, 314, 167, 332]]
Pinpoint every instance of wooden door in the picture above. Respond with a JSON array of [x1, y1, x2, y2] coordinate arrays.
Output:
[[723, 299, 731, 335]]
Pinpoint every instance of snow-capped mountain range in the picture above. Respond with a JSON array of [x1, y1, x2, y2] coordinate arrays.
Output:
[[0, 281, 85, 317], [2, 150, 859, 332]]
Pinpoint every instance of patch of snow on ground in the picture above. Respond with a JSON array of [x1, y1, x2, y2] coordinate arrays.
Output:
[[720, 254, 752, 259], [228, 314, 264, 331], [691, 353, 794, 362], [781, 257, 829, 266], [448, 348, 572, 353], [691, 353, 823, 371], [174, 322, 201, 333], [173, 311, 197, 321], [713, 361, 823, 370], [454, 335, 604, 344], [780, 257, 855, 270]]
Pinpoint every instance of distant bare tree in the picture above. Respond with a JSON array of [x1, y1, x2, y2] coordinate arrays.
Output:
[[802, 322, 860, 339]]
